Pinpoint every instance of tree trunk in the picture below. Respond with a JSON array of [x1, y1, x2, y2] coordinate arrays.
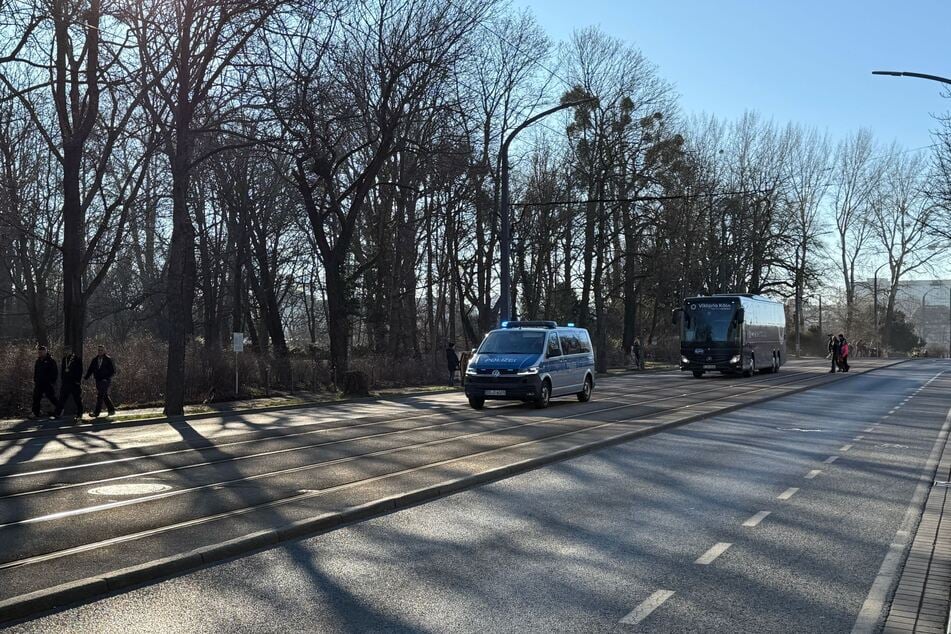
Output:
[[61, 145, 86, 355], [164, 149, 197, 416]]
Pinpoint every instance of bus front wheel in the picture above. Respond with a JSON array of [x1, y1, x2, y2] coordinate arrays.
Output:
[[692, 370, 704, 378]]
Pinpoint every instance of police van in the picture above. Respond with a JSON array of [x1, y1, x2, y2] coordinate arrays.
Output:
[[464, 321, 595, 410]]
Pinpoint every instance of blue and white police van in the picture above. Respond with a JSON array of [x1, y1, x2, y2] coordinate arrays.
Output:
[[464, 321, 595, 410]]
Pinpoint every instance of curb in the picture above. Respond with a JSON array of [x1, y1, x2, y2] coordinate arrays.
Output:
[[0, 359, 908, 624]]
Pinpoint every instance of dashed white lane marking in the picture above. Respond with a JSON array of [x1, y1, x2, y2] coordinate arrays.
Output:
[[743, 511, 771, 527], [854, 435, 865, 441], [824, 455, 839, 464], [889, 409, 897, 414], [778, 487, 799, 500], [620, 590, 676, 625], [805, 469, 822, 479], [695, 542, 732, 565], [864, 427, 875, 432], [840, 444, 854, 452]]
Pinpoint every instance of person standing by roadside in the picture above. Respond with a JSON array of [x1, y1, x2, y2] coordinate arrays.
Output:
[[85, 344, 117, 417], [31, 346, 59, 418], [828, 334, 840, 373], [631, 337, 643, 370], [56, 349, 84, 420], [446, 342, 460, 387], [837, 334, 850, 372]]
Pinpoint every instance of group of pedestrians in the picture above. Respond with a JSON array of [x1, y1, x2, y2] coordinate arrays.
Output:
[[32, 344, 117, 420], [828, 333, 850, 373]]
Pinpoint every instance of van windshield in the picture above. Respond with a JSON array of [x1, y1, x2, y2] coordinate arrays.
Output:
[[478, 330, 546, 355]]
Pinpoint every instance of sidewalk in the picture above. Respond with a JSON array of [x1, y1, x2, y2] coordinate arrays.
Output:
[[884, 415, 951, 633], [0, 385, 458, 436]]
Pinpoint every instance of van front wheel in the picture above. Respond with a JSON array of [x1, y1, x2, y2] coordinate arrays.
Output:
[[534, 380, 551, 409], [468, 397, 485, 410], [577, 376, 593, 402]]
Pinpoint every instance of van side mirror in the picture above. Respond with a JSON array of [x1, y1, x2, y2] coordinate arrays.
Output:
[[470, 349, 477, 356], [734, 308, 745, 323]]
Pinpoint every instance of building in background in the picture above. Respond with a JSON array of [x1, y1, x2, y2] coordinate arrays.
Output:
[[874, 279, 951, 352]]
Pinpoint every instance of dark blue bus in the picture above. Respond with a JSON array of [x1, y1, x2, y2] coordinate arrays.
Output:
[[674, 294, 786, 378]]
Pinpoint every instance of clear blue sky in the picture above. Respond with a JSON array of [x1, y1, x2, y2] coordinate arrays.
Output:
[[518, 0, 951, 150]]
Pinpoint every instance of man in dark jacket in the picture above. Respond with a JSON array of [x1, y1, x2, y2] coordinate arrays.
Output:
[[56, 349, 84, 419], [85, 344, 116, 417], [828, 334, 840, 373], [32, 346, 59, 418], [446, 342, 460, 386]]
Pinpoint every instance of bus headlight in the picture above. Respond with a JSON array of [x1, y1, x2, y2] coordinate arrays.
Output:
[[730, 355, 741, 364], [517, 367, 539, 376]]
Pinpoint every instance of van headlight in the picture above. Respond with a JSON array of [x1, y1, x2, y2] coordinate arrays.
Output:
[[681, 356, 690, 364], [730, 355, 741, 364], [517, 367, 539, 375], [466, 366, 478, 376]]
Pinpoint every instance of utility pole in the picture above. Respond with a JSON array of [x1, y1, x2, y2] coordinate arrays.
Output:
[[498, 95, 598, 325]]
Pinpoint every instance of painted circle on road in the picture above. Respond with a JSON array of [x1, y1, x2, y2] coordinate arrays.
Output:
[[88, 483, 172, 496]]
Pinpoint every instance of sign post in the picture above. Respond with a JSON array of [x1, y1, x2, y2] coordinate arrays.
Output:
[[233, 332, 244, 395]]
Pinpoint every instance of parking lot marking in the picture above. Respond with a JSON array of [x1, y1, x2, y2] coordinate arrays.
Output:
[[620, 590, 675, 626], [743, 511, 771, 527], [695, 542, 731, 565]]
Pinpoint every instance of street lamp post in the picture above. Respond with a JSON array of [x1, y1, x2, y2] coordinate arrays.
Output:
[[922, 286, 940, 351], [498, 96, 598, 325], [872, 70, 951, 86], [873, 262, 888, 354]]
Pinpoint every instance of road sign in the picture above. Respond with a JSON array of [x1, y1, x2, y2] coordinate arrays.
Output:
[[233, 332, 244, 353]]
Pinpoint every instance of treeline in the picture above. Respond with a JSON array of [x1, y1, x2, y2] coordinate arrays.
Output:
[[0, 0, 948, 412]]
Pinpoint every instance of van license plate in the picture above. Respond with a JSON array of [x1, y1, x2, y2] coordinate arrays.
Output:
[[486, 390, 506, 396], [703, 364, 716, 369]]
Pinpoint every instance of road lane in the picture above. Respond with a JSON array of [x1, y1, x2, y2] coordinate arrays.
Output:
[[0, 358, 903, 621]]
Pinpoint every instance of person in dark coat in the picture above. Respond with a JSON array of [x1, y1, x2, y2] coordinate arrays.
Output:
[[32, 346, 59, 418], [828, 334, 841, 373], [446, 342, 460, 386], [85, 344, 117, 417], [56, 349, 84, 419]]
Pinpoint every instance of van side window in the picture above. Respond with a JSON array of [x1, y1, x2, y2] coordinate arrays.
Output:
[[561, 334, 579, 355], [547, 334, 562, 358], [577, 331, 592, 353]]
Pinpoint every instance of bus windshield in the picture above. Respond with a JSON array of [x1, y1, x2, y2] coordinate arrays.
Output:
[[683, 303, 739, 344], [478, 330, 547, 355]]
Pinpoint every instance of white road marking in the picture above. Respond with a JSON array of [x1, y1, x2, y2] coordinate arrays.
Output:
[[839, 444, 853, 452], [824, 455, 839, 464], [888, 409, 897, 414], [743, 511, 771, 527], [695, 542, 731, 565], [778, 487, 799, 500], [853, 435, 864, 441], [620, 590, 675, 625], [864, 427, 875, 432], [805, 469, 822, 479]]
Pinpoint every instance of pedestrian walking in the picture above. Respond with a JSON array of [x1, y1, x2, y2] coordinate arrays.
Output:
[[85, 344, 117, 417], [31, 345, 59, 418], [837, 334, 850, 372], [56, 349, 83, 420], [827, 334, 840, 373], [631, 337, 643, 370], [446, 342, 460, 387]]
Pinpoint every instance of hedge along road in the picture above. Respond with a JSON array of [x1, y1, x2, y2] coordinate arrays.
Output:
[[0, 358, 899, 623]]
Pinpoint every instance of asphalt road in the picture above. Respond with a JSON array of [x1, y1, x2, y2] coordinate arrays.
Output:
[[0, 357, 936, 631]]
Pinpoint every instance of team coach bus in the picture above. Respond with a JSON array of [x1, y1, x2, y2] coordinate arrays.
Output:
[[673, 294, 786, 378]]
